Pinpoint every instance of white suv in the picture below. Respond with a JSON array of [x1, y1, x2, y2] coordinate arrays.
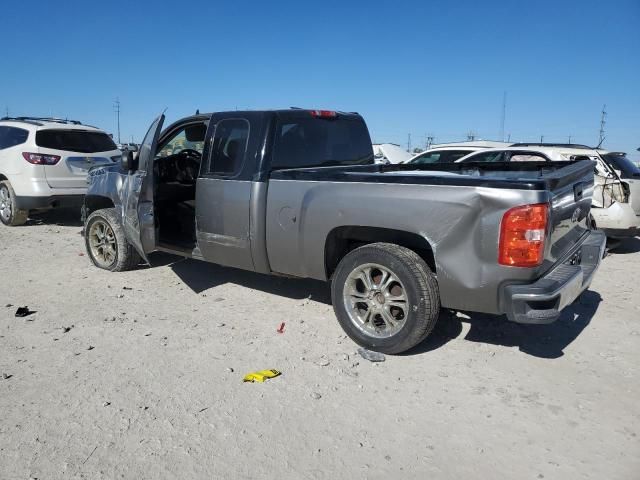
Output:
[[0, 117, 120, 226]]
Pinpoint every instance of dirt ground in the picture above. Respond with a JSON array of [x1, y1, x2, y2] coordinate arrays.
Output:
[[1, 209, 638, 480]]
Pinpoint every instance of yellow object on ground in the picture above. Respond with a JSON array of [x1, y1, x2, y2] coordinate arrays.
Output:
[[243, 369, 282, 383]]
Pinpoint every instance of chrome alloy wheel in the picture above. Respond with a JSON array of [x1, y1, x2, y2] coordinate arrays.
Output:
[[342, 263, 409, 338], [88, 219, 117, 268], [0, 185, 11, 222]]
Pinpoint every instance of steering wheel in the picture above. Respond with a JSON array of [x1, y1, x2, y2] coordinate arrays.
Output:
[[180, 149, 201, 160], [175, 149, 202, 183]]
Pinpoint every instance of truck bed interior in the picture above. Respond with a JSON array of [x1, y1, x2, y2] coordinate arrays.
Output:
[[153, 123, 207, 252]]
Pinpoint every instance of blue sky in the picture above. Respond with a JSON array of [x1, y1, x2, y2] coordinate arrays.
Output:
[[2, 0, 639, 157]]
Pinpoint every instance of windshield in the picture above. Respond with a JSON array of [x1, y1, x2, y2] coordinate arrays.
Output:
[[603, 153, 640, 176], [410, 150, 474, 164]]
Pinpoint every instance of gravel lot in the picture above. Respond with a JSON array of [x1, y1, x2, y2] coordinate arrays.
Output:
[[1, 209, 639, 480]]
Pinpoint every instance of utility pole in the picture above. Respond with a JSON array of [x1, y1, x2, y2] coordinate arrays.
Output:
[[598, 104, 607, 146], [407, 133, 411, 152], [466, 131, 476, 141], [507, 133, 511, 142], [426, 135, 434, 149], [113, 98, 121, 144], [4, 106, 8, 117], [568, 135, 572, 144], [540, 135, 544, 143], [500, 91, 507, 142]]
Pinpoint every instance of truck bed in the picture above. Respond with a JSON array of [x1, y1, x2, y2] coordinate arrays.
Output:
[[270, 160, 593, 192], [266, 159, 596, 315]]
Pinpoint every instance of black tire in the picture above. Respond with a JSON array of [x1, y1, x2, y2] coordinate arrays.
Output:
[[606, 237, 622, 251], [331, 242, 440, 354], [0, 180, 28, 226], [84, 208, 141, 272]]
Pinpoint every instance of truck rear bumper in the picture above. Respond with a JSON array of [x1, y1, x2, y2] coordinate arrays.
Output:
[[15, 195, 84, 211], [502, 230, 606, 325]]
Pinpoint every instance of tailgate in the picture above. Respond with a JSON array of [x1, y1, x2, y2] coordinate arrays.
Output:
[[43, 152, 119, 189], [545, 162, 595, 266], [35, 128, 120, 189]]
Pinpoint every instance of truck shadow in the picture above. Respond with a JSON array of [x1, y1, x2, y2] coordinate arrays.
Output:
[[26, 208, 83, 227], [608, 237, 640, 254], [407, 290, 602, 359], [156, 252, 601, 358], [157, 254, 332, 303]]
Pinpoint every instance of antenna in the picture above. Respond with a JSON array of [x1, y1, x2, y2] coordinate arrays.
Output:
[[598, 104, 607, 146], [500, 91, 507, 142], [113, 98, 121, 144]]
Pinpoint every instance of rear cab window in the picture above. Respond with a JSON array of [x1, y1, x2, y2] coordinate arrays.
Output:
[[0, 126, 29, 149], [36, 129, 117, 153], [271, 112, 373, 170]]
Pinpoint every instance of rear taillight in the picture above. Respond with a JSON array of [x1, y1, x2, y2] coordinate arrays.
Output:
[[22, 152, 61, 165], [498, 203, 549, 267], [309, 110, 338, 118]]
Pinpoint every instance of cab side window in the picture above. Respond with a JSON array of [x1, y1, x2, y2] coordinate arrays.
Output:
[[207, 119, 249, 176], [0, 126, 29, 150]]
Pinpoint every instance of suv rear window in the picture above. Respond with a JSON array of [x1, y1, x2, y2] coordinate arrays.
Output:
[[36, 129, 117, 153], [272, 114, 373, 170], [0, 126, 29, 150]]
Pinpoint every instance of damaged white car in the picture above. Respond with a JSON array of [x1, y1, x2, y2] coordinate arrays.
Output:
[[456, 144, 640, 239]]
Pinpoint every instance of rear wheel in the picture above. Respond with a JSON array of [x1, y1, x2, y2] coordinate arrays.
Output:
[[85, 208, 141, 271], [0, 181, 28, 226], [331, 242, 440, 354]]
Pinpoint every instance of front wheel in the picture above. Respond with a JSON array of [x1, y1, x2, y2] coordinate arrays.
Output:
[[331, 242, 441, 354], [0, 181, 28, 226], [85, 208, 141, 271]]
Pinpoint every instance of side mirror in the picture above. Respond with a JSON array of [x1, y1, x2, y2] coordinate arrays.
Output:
[[120, 150, 138, 171]]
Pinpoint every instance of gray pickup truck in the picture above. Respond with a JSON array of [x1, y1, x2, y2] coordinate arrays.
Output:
[[82, 109, 606, 353]]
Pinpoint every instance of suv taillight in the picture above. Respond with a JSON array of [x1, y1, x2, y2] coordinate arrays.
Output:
[[22, 152, 61, 165], [498, 203, 549, 267]]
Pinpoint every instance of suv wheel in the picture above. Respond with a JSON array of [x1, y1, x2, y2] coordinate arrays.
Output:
[[0, 181, 28, 226], [331, 242, 441, 354], [85, 208, 141, 271]]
